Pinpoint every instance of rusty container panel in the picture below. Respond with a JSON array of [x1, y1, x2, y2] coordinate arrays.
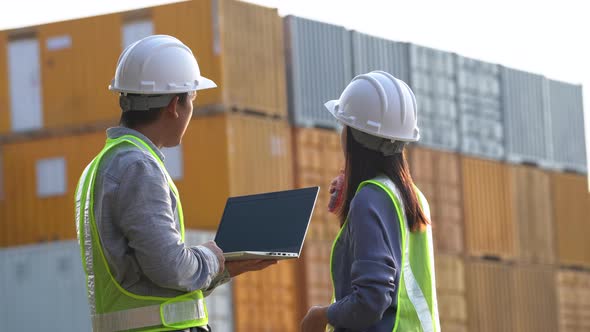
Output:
[[557, 270, 590, 331], [509, 165, 555, 264], [435, 254, 467, 331], [0, 31, 9, 134], [513, 265, 558, 332], [177, 113, 294, 230], [466, 259, 515, 332], [220, 0, 287, 116], [462, 157, 517, 259], [38, 14, 121, 130], [408, 146, 464, 254], [552, 173, 590, 268], [1, 131, 105, 246]]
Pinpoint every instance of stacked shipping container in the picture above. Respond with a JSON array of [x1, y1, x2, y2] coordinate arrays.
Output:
[[0, 2, 589, 332]]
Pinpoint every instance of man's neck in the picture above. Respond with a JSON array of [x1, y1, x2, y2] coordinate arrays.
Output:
[[129, 124, 165, 149]]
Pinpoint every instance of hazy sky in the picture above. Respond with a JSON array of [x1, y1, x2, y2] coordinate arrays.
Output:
[[1, 0, 589, 184]]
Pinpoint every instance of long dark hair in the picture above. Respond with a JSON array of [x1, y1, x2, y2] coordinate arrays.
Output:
[[338, 127, 430, 232]]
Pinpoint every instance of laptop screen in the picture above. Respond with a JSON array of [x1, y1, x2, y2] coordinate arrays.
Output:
[[214, 187, 319, 254]]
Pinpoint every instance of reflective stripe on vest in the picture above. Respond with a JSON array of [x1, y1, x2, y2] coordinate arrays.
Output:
[[327, 175, 439, 332], [75, 134, 208, 331]]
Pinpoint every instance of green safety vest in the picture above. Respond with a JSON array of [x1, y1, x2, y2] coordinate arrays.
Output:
[[327, 175, 440, 332], [75, 134, 208, 332]]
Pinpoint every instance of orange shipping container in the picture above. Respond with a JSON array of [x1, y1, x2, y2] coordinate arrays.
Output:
[[174, 113, 294, 230], [0, 31, 9, 133], [435, 254, 467, 332], [552, 172, 590, 268], [509, 165, 555, 264], [38, 14, 122, 131], [408, 146, 464, 254], [233, 260, 299, 332], [153, 0, 287, 116], [462, 157, 517, 259], [466, 259, 515, 332], [513, 264, 558, 332], [556, 270, 590, 331], [0, 131, 105, 246]]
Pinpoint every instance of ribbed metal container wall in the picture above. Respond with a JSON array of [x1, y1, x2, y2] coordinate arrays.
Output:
[[435, 254, 467, 332], [513, 265, 558, 332], [408, 44, 458, 151], [185, 230, 234, 332], [1, 131, 105, 246], [462, 157, 517, 259], [351, 32, 409, 82], [0, 31, 9, 134], [557, 270, 590, 331], [38, 14, 122, 130], [219, 0, 287, 116], [509, 165, 555, 264], [152, 0, 221, 106], [552, 172, 590, 268], [466, 260, 514, 332], [284, 16, 353, 129], [292, 128, 343, 312], [233, 260, 299, 332], [0, 241, 91, 331], [408, 146, 464, 254], [501, 67, 552, 166], [175, 113, 294, 230], [548, 80, 587, 173], [456, 56, 504, 159]]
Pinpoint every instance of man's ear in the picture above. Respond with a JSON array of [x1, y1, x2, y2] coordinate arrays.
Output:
[[164, 96, 180, 118]]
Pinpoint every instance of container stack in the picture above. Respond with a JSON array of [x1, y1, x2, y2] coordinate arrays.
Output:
[[1, 1, 589, 331]]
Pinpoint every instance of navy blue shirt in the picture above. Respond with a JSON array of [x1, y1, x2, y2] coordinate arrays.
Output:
[[327, 184, 403, 331]]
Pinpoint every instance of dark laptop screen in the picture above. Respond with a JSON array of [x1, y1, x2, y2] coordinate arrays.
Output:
[[214, 187, 319, 254]]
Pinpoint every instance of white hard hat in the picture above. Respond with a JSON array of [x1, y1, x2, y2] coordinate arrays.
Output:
[[324, 71, 420, 142], [109, 35, 216, 95]]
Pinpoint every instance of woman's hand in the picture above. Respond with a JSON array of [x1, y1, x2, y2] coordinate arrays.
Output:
[[301, 305, 329, 332], [225, 259, 277, 278]]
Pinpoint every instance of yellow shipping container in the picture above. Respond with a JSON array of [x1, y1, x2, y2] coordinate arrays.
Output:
[[552, 172, 590, 268], [0, 31, 9, 133], [153, 0, 287, 116], [435, 254, 468, 332], [0, 131, 105, 246], [38, 14, 122, 130], [557, 269, 590, 331]]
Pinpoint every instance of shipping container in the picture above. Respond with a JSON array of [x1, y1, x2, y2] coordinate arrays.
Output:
[[1, 131, 105, 246], [174, 113, 294, 230], [435, 254, 467, 331], [547, 80, 587, 173], [513, 264, 558, 332], [38, 14, 122, 131], [466, 259, 515, 332], [408, 44, 458, 151], [501, 67, 552, 167], [153, 0, 287, 116], [284, 16, 353, 129], [408, 146, 464, 254], [292, 128, 343, 314], [352, 32, 409, 82], [0, 241, 91, 331], [557, 270, 590, 332], [456, 55, 504, 160], [552, 172, 590, 268], [121, 17, 154, 49], [0, 31, 10, 134], [462, 157, 517, 259], [509, 165, 555, 264]]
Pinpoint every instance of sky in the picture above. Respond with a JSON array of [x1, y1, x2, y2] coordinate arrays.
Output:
[[1, 0, 589, 187]]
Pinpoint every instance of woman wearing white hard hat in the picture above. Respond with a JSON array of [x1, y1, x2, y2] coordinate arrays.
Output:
[[75, 35, 275, 332], [301, 71, 440, 332]]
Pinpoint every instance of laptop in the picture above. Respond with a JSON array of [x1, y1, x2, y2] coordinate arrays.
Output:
[[214, 187, 319, 261]]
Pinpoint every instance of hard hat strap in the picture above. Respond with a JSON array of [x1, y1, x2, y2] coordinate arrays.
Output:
[[350, 127, 406, 156], [119, 94, 176, 112]]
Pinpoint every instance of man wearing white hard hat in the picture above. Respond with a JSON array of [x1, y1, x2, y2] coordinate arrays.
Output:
[[75, 35, 275, 332], [301, 71, 440, 332]]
